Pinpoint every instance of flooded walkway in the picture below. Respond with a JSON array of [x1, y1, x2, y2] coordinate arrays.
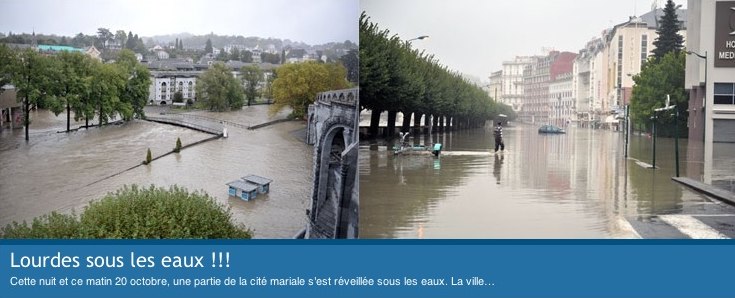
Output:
[[0, 106, 312, 238], [360, 125, 735, 239]]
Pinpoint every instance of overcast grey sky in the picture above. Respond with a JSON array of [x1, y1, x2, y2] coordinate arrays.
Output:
[[0, 0, 358, 45], [362, 0, 687, 82]]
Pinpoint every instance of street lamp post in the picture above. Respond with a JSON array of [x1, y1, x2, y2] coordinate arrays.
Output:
[[625, 104, 629, 158], [686, 50, 708, 108], [653, 95, 679, 176], [651, 113, 657, 169], [405, 35, 428, 135], [686, 50, 709, 182], [407, 35, 429, 43], [675, 107, 680, 177]]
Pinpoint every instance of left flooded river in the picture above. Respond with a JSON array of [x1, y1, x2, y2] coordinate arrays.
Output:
[[0, 106, 312, 238]]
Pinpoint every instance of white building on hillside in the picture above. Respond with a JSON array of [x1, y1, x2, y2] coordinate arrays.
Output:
[[148, 72, 199, 105]]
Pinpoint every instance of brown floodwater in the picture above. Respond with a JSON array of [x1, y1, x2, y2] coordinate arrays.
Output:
[[360, 124, 721, 239], [0, 106, 312, 238]]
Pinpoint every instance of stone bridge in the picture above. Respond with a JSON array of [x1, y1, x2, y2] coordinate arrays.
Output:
[[300, 88, 359, 239]]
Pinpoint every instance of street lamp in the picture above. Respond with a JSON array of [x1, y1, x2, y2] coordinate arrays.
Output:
[[652, 95, 680, 176], [407, 35, 429, 42], [686, 50, 708, 105]]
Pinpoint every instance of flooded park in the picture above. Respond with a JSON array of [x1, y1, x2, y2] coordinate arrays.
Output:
[[0, 106, 312, 238], [360, 123, 735, 239]]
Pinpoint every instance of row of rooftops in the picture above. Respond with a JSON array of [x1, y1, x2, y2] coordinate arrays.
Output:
[[578, 8, 688, 59], [145, 57, 279, 73]]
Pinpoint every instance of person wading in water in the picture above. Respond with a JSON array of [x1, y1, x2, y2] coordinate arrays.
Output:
[[494, 122, 505, 153]]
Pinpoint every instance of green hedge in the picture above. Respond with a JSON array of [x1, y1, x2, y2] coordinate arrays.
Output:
[[1, 185, 251, 239]]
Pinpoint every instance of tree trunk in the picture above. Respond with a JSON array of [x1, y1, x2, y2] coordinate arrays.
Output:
[[438, 116, 444, 133], [424, 113, 432, 135], [369, 109, 381, 138], [413, 113, 423, 135], [433, 115, 439, 134], [386, 110, 397, 138], [66, 102, 71, 132], [401, 112, 412, 133], [99, 103, 103, 127], [24, 96, 29, 141]]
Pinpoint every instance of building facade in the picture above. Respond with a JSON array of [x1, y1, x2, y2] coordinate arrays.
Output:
[[549, 71, 574, 126], [686, 0, 735, 184], [501, 56, 536, 111], [521, 51, 576, 124], [604, 10, 688, 112], [488, 70, 502, 102], [148, 72, 199, 105]]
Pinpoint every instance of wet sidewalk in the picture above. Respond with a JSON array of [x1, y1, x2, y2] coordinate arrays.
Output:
[[672, 177, 735, 207]]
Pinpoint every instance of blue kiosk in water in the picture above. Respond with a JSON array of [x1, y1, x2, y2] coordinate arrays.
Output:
[[226, 180, 259, 201], [226, 175, 273, 201], [241, 175, 273, 194]]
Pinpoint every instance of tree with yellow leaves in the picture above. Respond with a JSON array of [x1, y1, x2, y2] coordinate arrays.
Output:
[[271, 62, 349, 119]]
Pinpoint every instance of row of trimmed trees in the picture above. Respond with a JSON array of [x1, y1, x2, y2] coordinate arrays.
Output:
[[0, 46, 151, 141], [359, 13, 516, 138]]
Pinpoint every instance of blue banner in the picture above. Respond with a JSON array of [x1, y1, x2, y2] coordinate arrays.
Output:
[[1, 240, 734, 298]]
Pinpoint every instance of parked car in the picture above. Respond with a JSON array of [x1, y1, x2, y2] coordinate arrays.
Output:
[[538, 124, 565, 134]]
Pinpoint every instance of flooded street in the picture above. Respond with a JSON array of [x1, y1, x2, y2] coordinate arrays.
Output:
[[360, 125, 735, 239], [0, 106, 312, 238]]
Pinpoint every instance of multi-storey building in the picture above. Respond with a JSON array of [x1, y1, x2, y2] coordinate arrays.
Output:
[[148, 72, 199, 105], [146, 61, 278, 105], [604, 10, 688, 111], [501, 56, 536, 111], [686, 0, 735, 184], [521, 51, 576, 124], [549, 71, 574, 126], [573, 37, 606, 127]]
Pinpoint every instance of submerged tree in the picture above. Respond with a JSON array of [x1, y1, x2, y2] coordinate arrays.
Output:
[[241, 65, 263, 106], [7, 49, 55, 141], [195, 63, 245, 111]]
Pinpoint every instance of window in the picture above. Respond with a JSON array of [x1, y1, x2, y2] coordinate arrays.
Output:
[[640, 34, 648, 68], [714, 83, 735, 105]]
